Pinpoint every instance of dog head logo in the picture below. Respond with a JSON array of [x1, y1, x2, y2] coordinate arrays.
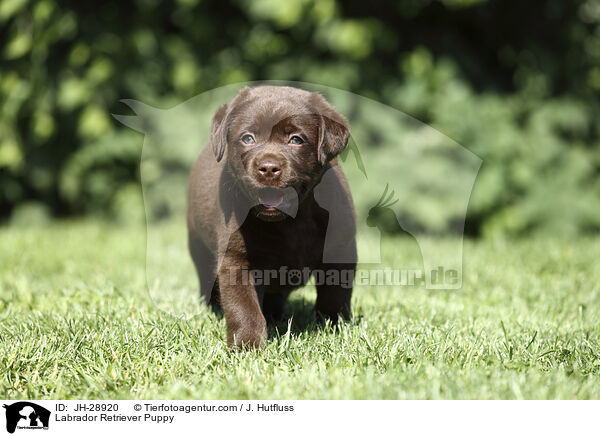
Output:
[[113, 81, 481, 316], [3, 402, 50, 434]]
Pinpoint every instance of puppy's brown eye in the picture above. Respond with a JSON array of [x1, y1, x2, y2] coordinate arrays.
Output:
[[241, 134, 255, 145], [289, 135, 304, 145]]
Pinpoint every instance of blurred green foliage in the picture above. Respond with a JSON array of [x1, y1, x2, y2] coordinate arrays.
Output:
[[1, 0, 599, 236]]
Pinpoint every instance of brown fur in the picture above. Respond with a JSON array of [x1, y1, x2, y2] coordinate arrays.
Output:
[[187, 86, 356, 348]]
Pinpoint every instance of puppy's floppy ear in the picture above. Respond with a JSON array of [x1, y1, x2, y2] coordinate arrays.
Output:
[[211, 87, 253, 162], [312, 93, 350, 165], [211, 103, 228, 162]]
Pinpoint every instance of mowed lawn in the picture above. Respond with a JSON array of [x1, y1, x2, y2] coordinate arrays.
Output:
[[1, 220, 599, 399]]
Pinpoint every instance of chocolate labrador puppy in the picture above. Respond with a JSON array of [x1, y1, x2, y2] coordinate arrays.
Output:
[[187, 86, 356, 348]]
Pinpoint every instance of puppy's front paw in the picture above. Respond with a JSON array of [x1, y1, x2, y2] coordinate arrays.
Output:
[[229, 324, 267, 350]]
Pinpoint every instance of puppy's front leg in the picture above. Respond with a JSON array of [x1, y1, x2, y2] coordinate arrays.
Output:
[[315, 263, 355, 322], [219, 257, 267, 349]]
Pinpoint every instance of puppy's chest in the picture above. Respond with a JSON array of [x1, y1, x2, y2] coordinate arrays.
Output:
[[243, 218, 326, 269]]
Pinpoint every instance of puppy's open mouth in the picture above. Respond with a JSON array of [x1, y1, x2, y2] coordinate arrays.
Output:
[[258, 187, 285, 208], [253, 186, 299, 221]]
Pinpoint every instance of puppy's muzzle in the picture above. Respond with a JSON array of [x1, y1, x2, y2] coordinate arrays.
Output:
[[253, 153, 286, 185]]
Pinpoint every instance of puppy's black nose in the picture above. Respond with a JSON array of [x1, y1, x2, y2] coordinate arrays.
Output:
[[255, 157, 282, 181]]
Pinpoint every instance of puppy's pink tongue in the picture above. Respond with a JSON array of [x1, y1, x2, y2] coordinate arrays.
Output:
[[259, 190, 284, 208]]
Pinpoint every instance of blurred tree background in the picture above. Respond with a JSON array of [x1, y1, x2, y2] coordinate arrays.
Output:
[[1, 0, 599, 237]]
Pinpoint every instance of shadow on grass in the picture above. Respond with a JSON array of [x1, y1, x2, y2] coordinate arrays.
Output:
[[208, 293, 359, 337], [268, 296, 362, 338]]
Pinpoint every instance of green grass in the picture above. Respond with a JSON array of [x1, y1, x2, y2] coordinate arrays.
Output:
[[1, 220, 599, 399]]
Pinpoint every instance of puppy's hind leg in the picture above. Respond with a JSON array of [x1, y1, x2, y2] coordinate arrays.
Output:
[[262, 292, 289, 323], [188, 232, 220, 311]]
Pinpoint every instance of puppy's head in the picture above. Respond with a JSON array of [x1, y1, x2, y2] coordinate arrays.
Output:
[[211, 86, 350, 221]]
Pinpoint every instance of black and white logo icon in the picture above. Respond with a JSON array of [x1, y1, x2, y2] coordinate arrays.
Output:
[[2, 402, 50, 434]]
